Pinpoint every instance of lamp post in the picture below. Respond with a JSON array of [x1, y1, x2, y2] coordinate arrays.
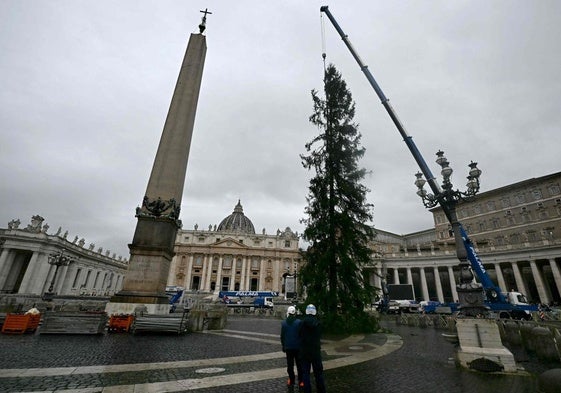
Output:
[[414, 150, 486, 316], [42, 249, 77, 301]]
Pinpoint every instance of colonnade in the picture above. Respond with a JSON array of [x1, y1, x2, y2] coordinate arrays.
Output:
[[0, 246, 125, 297], [369, 252, 561, 306]]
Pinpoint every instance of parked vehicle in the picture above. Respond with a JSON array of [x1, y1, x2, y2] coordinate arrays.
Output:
[[218, 291, 277, 309]]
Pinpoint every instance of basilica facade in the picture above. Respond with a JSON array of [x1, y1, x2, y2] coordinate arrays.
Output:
[[167, 201, 301, 296]]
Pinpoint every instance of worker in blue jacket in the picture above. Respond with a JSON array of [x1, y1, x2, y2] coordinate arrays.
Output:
[[300, 304, 326, 393], [281, 305, 303, 388]]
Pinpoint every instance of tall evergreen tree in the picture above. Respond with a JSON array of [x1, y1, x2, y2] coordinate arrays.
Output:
[[300, 64, 378, 333]]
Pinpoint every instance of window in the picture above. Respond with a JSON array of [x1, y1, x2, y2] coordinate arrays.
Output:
[[516, 194, 526, 204], [268, 241, 273, 247], [486, 201, 496, 211], [501, 197, 511, 208], [236, 258, 242, 268], [478, 222, 486, 232], [184, 236, 189, 242], [548, 184, 561, 196], [284, 240, 291, 248], [251, 257, 260, 270], [492, 218, 501, 229], [194, 255, 203, 267], [532, 189, 543, 200], [198, 237, 205, 242], [474, 205, 482, 215], [223, 256, 232, 269]]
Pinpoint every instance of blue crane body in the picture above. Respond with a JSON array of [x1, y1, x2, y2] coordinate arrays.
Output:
[[320, 6, 537, 319]]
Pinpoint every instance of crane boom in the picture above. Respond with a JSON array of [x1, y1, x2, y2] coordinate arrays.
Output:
[[320, 6, 443, 206], [320, 6, 538, 316]]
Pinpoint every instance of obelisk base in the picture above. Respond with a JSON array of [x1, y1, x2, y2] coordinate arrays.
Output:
[[105, 292, 170, 315]]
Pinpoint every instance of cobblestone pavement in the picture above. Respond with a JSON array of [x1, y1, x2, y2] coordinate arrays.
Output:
[[0, 316, 559, 392]]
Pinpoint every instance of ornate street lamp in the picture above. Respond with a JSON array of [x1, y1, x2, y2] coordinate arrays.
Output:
[[42, 249, 78, 301], [414, 150, 486, 316]]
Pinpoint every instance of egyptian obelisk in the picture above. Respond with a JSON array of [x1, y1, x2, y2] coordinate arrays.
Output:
[[106, 11, 209, 315]]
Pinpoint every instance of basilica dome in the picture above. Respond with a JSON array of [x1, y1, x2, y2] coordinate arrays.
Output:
[[217, 200, 256, 234]]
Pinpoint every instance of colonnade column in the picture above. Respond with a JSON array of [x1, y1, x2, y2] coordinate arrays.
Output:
[[0, 248, 14, 289], [393, 268, 400, 284], [549, 259, 561, 299], [433, 267, 444, 303], [406, 268, 413, 284], [511, 262, 528, 295], [529, 260, 550, 305], [373, 267, 382, 292], [419, 267, 429, 301], [18, 252, 42, 294], [57, 263, 73, 294], [59, 263, 76, 294], [447, 266, 458, 302], [494, 263, 507, 292]]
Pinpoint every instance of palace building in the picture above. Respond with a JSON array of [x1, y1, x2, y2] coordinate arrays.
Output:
[[368, 171, 561, 306]]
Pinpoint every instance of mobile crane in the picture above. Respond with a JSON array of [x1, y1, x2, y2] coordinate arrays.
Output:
[[320, 6, 537, 319]]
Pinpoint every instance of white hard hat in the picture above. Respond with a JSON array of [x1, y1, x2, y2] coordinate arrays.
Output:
[[287, 306, 296, 315], [305, 304, 317, 315]]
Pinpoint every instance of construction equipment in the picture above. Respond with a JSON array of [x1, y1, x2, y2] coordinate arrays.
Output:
[[320, 6, 538, 319]]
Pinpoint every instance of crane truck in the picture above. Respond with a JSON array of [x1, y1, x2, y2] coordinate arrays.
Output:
[[320, 6, 538, 320]]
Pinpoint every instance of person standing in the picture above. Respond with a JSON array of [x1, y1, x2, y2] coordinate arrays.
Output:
[[300, 304, 326, 393], [281, 305, 303, 388]]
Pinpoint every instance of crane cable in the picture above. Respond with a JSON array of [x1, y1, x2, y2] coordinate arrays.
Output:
[[320, 12, 327, 74]]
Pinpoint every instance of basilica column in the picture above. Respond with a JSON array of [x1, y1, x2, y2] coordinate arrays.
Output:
[[529, 260, 550, 304], [240, 256, 248, 291], [215, 255, 224, 293], [184, 254, 194, 290], [203, 256, 213, 291], [229, 258, 237, 290]]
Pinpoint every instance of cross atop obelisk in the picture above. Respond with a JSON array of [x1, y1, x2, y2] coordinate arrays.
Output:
[[107, 14, 208, 315], [199, 8, 212, 33]]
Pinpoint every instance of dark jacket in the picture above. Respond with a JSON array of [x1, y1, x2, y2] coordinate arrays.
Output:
[[299, 314, 322, 360], [281, 315, 302, 351]]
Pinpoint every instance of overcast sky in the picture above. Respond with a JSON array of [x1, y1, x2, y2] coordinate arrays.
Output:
[[1, 1, 560, 258]]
